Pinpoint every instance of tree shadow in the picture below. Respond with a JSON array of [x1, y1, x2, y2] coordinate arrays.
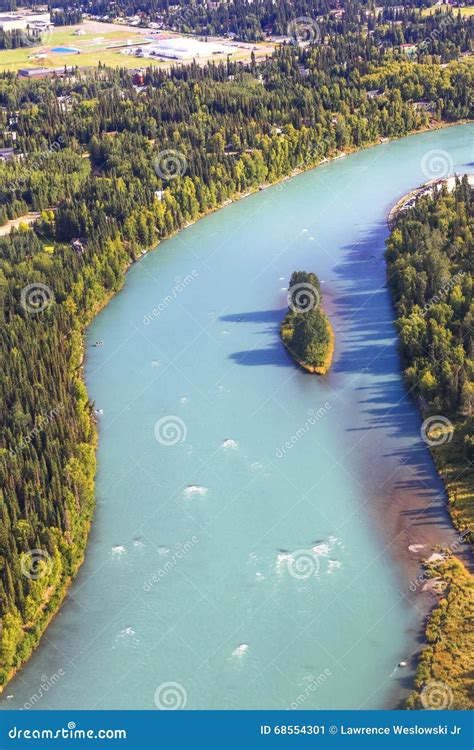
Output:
[[222, 308, 297, 368], [329, 220, 473, 565]]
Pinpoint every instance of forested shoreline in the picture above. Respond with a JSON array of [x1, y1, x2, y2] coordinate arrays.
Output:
[[385, 179, 473, 709], [0, 6, 472, 691]]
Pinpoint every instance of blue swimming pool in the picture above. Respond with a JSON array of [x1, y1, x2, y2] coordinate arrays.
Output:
[[51, 46, 80, 53]]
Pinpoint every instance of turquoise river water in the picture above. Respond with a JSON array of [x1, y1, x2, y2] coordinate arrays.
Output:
[[2, 124, 473, 711]]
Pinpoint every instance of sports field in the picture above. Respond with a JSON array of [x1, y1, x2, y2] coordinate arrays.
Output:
[[0, 21, 273, 72]]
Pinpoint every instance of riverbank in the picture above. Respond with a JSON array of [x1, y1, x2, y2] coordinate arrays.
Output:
[[387, 173, 474, 229], [150, 118, 472, 251], [407, 556, 473, 710], [404, 413, 474, 709], [385, 180, 473, 709]]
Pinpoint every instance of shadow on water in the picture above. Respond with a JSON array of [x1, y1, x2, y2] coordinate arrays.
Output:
[[221, 309, 283, 324], [229, 343, 292, 368], [221, 308, 295, 368], [331, 220, 396, 377], [330, 220, 465, 552]]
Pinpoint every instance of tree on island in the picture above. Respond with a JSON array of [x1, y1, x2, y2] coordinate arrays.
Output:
[[280, 272, 334, 374]]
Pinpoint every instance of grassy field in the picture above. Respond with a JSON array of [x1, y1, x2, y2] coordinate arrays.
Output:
[[0, 24, 147, 71], [0, 22, 273, 72], [421, 4, 474, 16]]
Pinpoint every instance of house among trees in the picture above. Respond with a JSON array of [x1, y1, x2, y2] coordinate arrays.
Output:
[[71, 238, 86, 254], [413, 100, 435, 112], [367, 89, 383, 99], [0, 147, 14, 161], [132, 71, 145, 86]]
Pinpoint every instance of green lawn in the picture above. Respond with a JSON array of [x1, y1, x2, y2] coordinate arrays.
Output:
[[421, 4, 474, 16], [0, 25, 151, 71], [0, 23, 265, 72]]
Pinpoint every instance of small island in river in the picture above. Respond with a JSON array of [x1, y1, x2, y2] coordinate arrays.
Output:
[[280, 271, 334, 375]]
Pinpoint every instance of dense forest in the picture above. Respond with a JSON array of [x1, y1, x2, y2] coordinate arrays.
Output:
[[0, 28, 42, 50], [0, 5, 472, 688], [280, 271, 333, 374], [386, 178, 473, 483], [51, 9, 83, 26], [386, 180, 473, 709]]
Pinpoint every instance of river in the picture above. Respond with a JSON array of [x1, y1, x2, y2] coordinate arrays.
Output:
[[2, 124, 473, 711]]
